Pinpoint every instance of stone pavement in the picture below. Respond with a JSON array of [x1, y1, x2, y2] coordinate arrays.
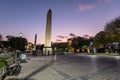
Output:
[[5, 56, 64, 80], [50, 55, 120, 80], [4, 54, 120, 80]]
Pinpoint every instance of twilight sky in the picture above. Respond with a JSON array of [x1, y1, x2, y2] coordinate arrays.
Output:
[[0, 0, 120, 44]]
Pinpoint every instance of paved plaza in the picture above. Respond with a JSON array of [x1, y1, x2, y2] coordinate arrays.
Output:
[[5, 54, 120, 80]]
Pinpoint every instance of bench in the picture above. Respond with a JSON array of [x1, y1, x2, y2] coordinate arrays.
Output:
[[5, 58, 16, 68], [5, 57, 21, 75], [1, 57, 21, 80]]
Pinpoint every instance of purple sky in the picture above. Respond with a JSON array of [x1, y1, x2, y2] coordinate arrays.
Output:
[[0, 0, 120, 44]]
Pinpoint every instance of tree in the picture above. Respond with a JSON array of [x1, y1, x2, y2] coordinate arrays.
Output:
[[67, 36, 91, 52], [6, 36, 28, 51], [93, 31, 106, 48], [52, 42, 68, 52], [104, 16, 120, 42], [71, 36, 90, 49], [0, 34, 3, 41], [93, 16, 120, 52]]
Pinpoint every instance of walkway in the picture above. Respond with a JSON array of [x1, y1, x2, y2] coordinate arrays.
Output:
[[4, 54, 120, 80]]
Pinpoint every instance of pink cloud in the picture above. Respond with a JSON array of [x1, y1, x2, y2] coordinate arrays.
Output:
[[83, 34, 91, 39], [78, 0, 112, 12], [97, 0, 112, 4], [55, 35, 68, 43], [57, 35, 68, 39], [56, 39, 62, 42], [79, 4, 94, 12], [69, 33, 76, 37]]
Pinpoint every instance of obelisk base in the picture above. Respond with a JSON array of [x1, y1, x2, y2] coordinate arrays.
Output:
[[43, 46, 52, 56]]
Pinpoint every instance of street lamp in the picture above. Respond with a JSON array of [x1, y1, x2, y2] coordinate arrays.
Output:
[[18, 32, 23, 51], [19, 32, 23, 38], [90, 42, 93, 55]]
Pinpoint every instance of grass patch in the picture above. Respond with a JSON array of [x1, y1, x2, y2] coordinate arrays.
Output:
[[0, 57, 9, 68]]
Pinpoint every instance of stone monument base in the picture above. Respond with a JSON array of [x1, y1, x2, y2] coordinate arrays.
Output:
[[43, 46, 52, 56]]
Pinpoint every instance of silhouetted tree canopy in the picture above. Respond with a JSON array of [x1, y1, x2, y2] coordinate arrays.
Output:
[[71, 37, 90, 49], [0, 34, 3, 41], [52, 42, 68, 52], [104, 16, 120, 42], [6, 36, 28, 51], [93, 31, 106, 48], [94, 16, 120, 48]]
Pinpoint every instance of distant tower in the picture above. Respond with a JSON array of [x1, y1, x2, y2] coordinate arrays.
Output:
[[33, 34, 37, 50], [43, 9, 52, 55]]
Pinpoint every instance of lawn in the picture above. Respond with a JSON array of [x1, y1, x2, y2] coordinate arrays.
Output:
[[0, 57, 9, 68]]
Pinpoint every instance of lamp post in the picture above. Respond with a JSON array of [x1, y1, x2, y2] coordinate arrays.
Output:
[[90, 42, 93, 55], [53, 47, 57, 61], [18, 32, 23, 51], [19, 32, 23, 38]]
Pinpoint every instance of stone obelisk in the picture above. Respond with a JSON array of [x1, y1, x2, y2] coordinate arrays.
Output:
[[33, 34, 37, 51], [44, 9, 52, 55]]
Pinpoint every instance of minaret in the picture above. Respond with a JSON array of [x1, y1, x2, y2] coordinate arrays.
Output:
[[33, 34, 37, 50], [44, 9, 52, 55]]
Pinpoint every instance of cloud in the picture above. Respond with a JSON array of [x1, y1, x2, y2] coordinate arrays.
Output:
[[79, 4, 94, 12], [57, 35, 68, 39], [56, 35, 68, 42], [56, 39, 62, 42], [69, 33, 76, 37], [83, 34, 91, 38], [78, 0, 112, 12], [97, 0, 112, 4]]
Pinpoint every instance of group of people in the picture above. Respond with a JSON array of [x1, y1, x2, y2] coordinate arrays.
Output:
[[105, 42, 120, 55]]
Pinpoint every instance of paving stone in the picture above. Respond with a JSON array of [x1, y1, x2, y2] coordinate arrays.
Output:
[[4, 54, 120, 80]]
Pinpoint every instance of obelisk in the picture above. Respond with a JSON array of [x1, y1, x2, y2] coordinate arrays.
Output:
[[33, 34, 37, 51], [44, 9, 52, 55]]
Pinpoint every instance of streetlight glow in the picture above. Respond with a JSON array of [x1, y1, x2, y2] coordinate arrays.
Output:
[[19, 32, 23, 37]]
